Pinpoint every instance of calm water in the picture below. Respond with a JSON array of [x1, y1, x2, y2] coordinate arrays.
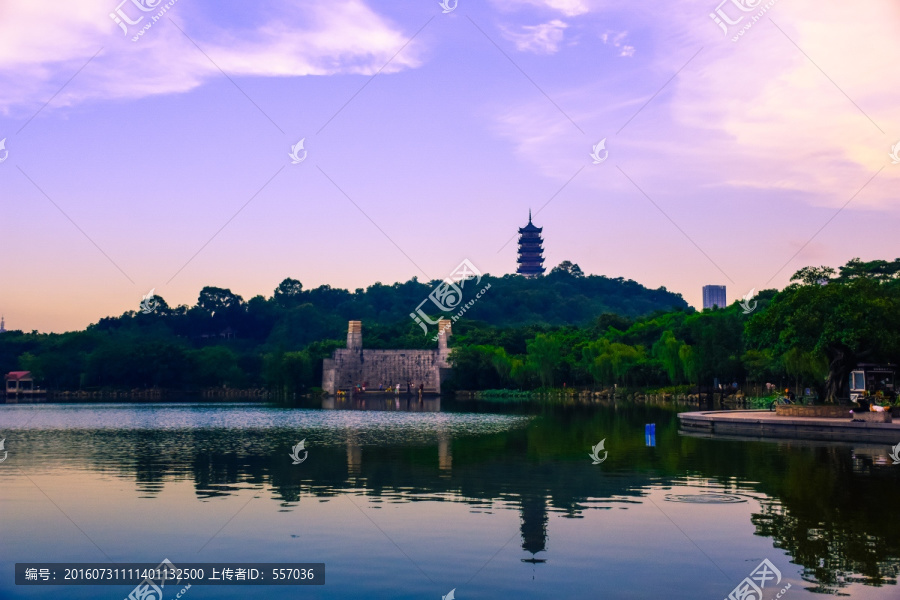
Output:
[[1, 398, 898, 599]]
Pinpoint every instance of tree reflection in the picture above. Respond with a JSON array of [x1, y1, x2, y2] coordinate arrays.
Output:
[[753, 502, 899, 593], [8, 401, 900, 591]]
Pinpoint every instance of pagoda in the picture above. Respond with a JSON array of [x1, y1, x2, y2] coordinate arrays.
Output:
[[516, 211, 546, 278]]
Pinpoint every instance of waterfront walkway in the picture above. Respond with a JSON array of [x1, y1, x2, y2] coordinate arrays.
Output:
[[679, 410, 900, 444]]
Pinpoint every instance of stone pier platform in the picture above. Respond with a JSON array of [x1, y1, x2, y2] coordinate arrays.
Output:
[[678, 410, 900, 444]]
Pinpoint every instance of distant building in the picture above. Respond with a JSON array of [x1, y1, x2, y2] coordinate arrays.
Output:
[[702, 285, 727, 310], [322, 321, 453, 395], [0, 315, 5, 333], [517, 211, 546, 278], [5, 371, 40, 398]]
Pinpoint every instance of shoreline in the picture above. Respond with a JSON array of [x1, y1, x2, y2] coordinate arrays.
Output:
[[678, 410, 900, 444]]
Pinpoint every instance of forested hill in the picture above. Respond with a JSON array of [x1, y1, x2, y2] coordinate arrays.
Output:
[[4, 257, 899, 399], [0, 264, 686, 390], [106, 266, 686, 345]]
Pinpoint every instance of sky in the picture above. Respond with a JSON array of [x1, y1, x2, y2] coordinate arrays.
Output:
[[0, 0, 898, 333]]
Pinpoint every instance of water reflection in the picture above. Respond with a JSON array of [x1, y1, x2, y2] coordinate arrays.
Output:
[[1, 401, 899, 598], [322, 394, 442, 412]]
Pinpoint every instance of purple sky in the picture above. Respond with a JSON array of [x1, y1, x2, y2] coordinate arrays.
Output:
[[1, 0, 898, 333]]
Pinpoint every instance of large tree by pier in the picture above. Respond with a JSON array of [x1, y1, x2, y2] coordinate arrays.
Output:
[[746, 260, 900, 403]]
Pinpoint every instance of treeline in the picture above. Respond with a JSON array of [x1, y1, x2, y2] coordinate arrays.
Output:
[[0, 263, 686, 395], [4, 258, 898, 402], [447, 258, 900, 402]]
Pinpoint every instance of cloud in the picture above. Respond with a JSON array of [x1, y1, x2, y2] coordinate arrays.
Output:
[[0, 0, 425, 114], [601, 30, 634, 57], [668, 1, 900, 209], [490, 1, 900, 211], [491, 0, 594, 17], [501, 19, 568, 54]]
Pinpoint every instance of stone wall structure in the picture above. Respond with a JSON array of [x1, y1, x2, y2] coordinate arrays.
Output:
[[322, 320, 453, 395]]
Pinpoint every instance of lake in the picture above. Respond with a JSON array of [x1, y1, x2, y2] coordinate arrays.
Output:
[[1, 398, 898, 599]]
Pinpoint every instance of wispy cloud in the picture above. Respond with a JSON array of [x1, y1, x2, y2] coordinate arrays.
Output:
[[490, 1, 900, 210], [670, 2, 899, 208], [0, 0, 425, 113], [601, 30, 634, 57], [491, 0, 594, 17], [500, 19, 568, 54]]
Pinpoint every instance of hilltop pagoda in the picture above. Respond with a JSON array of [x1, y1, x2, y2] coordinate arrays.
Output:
[[516, 211, 545, 278]]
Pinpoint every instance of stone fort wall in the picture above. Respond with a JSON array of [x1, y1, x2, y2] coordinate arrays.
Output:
[[322, 321, 452, 395]]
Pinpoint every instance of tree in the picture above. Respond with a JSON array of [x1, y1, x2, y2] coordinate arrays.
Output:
[[273, 278, 304, 308], [791, 266, 836, 286], [782, 347, 828, 397], [489, 347, 513, 385], [742, 349, 780, 388], [527, 334, 564, 387], [747, 262, 900, 402], [679, 344, 699, 384], [197, 287, 244, 318], [549, 261, 584, 277], [837, 257, 900, 282], [581, 339, 645, 386], [652, 330, 684, 384], [448, 345, 506, 390], [191, 346, 245, 387]]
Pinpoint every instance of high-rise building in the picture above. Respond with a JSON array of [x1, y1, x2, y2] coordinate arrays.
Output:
[[702, 285, 727, 310], [0, 315, 5, 333], [516, 211, 545, 278]]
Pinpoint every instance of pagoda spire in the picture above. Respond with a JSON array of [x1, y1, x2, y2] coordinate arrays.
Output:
[[516, 212, 545, 278]]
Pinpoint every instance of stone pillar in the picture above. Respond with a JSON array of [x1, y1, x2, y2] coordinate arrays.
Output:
[[347, 320, 362, 350], [436, 319, 453, 393], [437, 319, 452, 356]]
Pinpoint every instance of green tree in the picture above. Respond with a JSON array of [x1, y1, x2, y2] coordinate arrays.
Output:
[[549, 261, 584, 277], [489, 347, 513, 386], [747, 263, 900, 402], [197, 287, 244, 317], [679, 344, 699, 384], [581, 339, 645, 386], [742, 349, 780, 387], [782, 347, 828, 397], [526, 333, 563, 387], [191, 346, 245, 387], [652, 330, 683, 384], [273, 278, 304, 308]]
